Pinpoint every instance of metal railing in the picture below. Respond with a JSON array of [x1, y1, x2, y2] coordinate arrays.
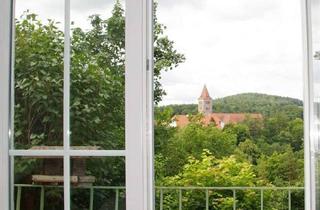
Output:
[[14, 184, 125, 210], [157, 186, 304, 210], [14, 185, 304, 210]]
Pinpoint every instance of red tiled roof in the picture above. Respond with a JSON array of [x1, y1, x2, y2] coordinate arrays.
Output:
[[173, 113, 263, 129], [173, 115, 190, 127], [198, 85, 212, 100]]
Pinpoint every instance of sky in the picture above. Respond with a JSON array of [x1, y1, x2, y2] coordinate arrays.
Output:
[[15, 0, 116, 30], [157, 0, 304, 105], [15, 0, 307, 105]]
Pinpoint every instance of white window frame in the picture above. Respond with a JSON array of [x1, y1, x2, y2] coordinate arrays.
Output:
[[1, 0, 316, 209], [0, 0, 13, 209], [301, 0, 316, 209], [0, 0, 154, 209], [125, 0, 154, 209]]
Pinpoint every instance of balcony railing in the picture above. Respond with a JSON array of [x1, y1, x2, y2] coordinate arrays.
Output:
[[14, 184, 304, 210]]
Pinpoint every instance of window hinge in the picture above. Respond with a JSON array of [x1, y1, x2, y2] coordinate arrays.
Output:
[[146, 58, 150, 71]]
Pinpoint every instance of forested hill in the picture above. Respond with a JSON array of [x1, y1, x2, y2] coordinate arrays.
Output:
[[159, 93, 303, 119]]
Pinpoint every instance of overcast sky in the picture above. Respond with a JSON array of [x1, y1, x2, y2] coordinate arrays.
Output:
[[16, 0, 307, 105], [157, 0, 304, 105]]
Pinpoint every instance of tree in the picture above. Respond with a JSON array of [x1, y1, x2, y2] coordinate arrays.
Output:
[[235, 139, 261, 164], [223, 123, 251, 145], [154, 107, 176, 155], [287, 118, 304, 151], [256, 147, 303, 186], [162, 123, 237, 176], [159, 150, 260, 210], [14, 2, 185, 149], [243, 117, 264, 139], [263, 113, 289, 143]]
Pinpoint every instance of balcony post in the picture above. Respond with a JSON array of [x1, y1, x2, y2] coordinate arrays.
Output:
[[288, 189, 291, 210], [233, 189, 236, 210], [40, 186, 45, 210], [178, 189, 182, 210], [89, 187, 94, 210], [160, 189, 163, 210], [115, 189, 119, 210], [206, 189, 209, 210], [260, 189, 264, 210], [15, 186, 21, 210]]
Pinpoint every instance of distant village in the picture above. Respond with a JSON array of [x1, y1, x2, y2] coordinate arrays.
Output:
[[172, 85, 262, 128]]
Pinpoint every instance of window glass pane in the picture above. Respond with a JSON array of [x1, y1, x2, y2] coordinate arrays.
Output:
[[14, 157, 64, 210], [70, 0, 126, 150], [310, 0, 320, 207], [70, 157, 125, 210], [14, 0, 64, 149]]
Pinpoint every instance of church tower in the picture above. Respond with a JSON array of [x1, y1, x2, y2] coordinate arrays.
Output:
[[198, 85, 212, 115]]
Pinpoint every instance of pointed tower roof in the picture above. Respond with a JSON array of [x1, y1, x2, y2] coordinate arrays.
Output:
[[198, 85, 212, 100]]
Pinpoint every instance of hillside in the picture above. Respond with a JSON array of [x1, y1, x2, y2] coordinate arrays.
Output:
[[159, 93, 303, 119]]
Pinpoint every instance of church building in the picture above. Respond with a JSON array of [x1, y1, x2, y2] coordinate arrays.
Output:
[[198, 85, 212, 115], [173, 85, 262, 129]]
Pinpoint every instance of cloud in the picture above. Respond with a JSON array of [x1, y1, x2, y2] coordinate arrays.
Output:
[[157, 0, 304, 105], [311, 0, 320, 51], [70, 0, 114, 12], [208, 0, 279, 21], [15, 0, 120, 30], [70, 0, 116, 29], [156, 0, 204, 9], [15, 0, 64, 21], [14, 0, 305, 106]]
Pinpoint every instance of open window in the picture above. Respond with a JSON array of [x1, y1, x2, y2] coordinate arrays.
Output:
[[0, 0, 319, 209], [0, 0, 153, 209]]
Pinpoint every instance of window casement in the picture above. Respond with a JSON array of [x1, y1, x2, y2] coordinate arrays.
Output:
[[302, 0, 318, 209], [0, 0, 154, 210]]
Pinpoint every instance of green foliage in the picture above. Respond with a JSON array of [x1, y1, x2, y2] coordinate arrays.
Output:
[[159, 150, 261, 210], [157, 104, 198, 115], [284, 118, 304, 151], [263, 113, 290, 142], [154, 107, 176, 155], [256, 149, 304, 210], [14, 13, 64, 148], [235, 139, 261, 164], [213, 93, 303, 119], [242, 117, 264, 139], [160, 123, 237, 176], [174, 123, 236, 159], [163, 150, 256, 187], [223, 123, 251, 145], [263, 115, 304, 151], [256, 141, 287, 156], [257, 147, 304, 186], [70, 4, 126, 149], [155, 93, 305, 209]]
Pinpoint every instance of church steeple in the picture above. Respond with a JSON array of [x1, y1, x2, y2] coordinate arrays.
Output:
[[198, 85, 212, 115]]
